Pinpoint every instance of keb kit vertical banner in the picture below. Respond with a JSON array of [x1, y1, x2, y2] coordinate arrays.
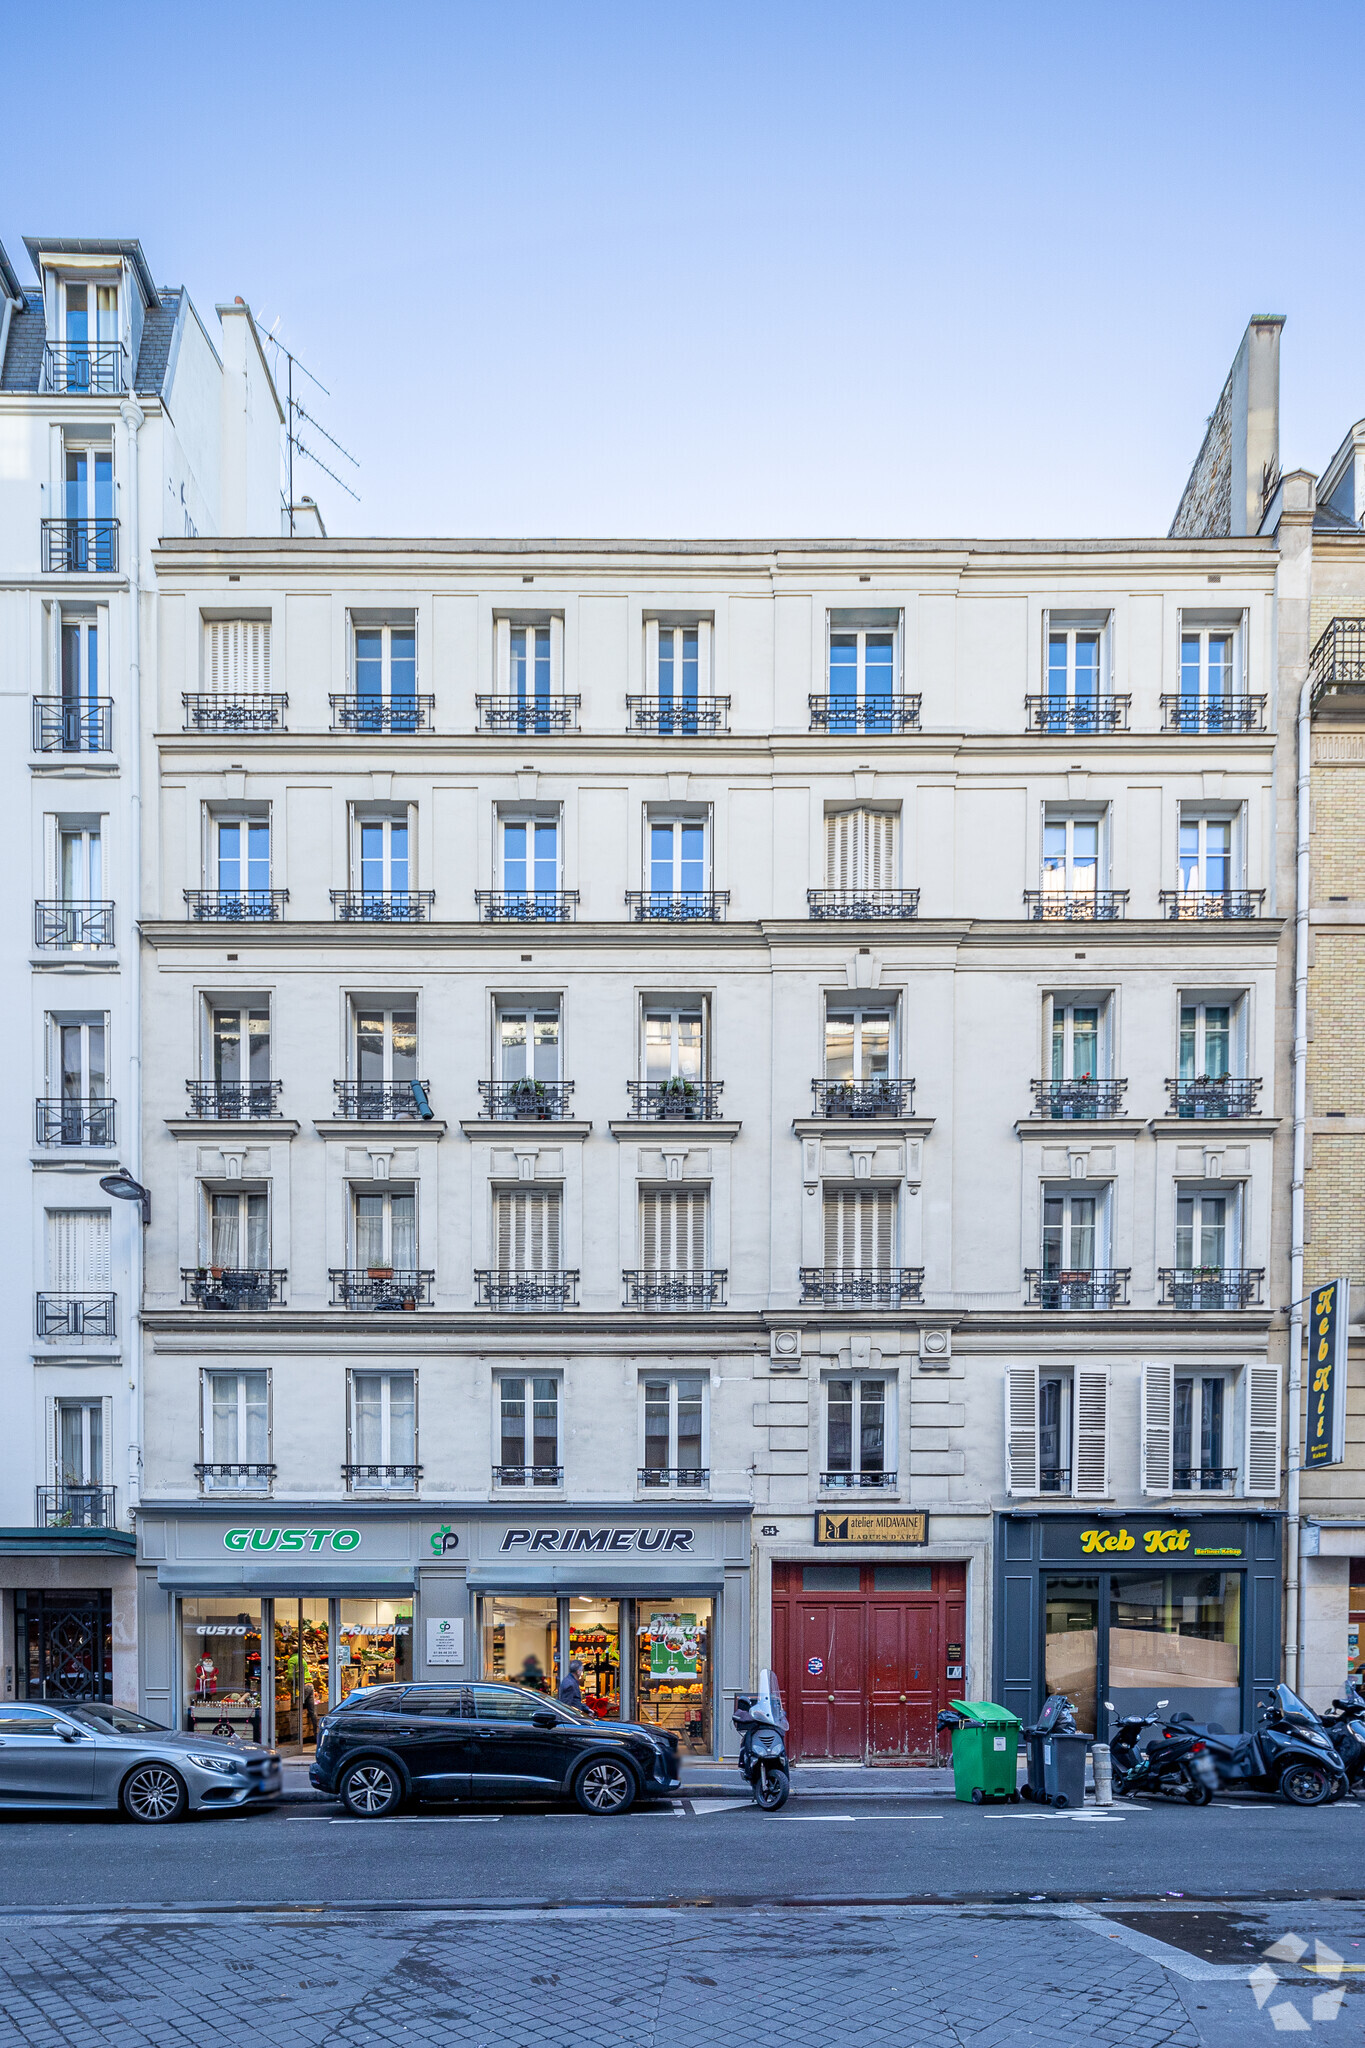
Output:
[[1306, 1276, 1350, 1467]]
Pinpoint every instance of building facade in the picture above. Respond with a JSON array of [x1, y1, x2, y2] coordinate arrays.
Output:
[[135, 534, 1287, 1758], [0, 236, 281, 1708]]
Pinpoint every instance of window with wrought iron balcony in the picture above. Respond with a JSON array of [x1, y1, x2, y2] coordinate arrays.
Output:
[[199, 1370, 273, 1492], [36, 1485, 118, 1530], [628, 812, 726, 921], [808, 806, 917, 920], [44, 280, 125, 393], [1160, 807, 1264, 919], [626, 1189, 724, 1308], [477, 1190, 578, 1307], [1025, 809, 1127, 921], [335, 1004, 433, 1121], [37, 822, 112, 951], [1166, 997, 1260, 1118], [821, 1373, 895, 1491], [331, 812, 433, 922], [186, 814, 286, 921], [331, 618, 432, 731], [42, 1398, 113, 1530], [1025, 1187, 1128, 1307], [495, 1375, 563, 1486], [1158, 1190, 1263, 1310], [188, 998, 281, 1120], [480, 1004, 574, 1121], [345, 1371, 420, 1492], [1030, 997, 1126, 1119], [1170, 1371, 1237, 1491], [37, 1017, 115, 1149], [1310, 615, 1365, 706], [802, 1189, 922, 1307], [37, 1291, 116, 1341], [185, 615, 285, 730], [1161, 621, 1264, 731], [640, 1375, 708, 1490], [809, 615, 919, 732], [44, 438, 118, 571], [1025, 617, 1127, 731], [184, 1190, 284, 1310], [331, 1184, 433, 1309], [814, 999, 913, 1118], [478, 812, 577, 921], [627, 1001, 723, 1121], [34, 615, 111, 752], [628, 618, 728, 733], [479, 618, 578, 730]]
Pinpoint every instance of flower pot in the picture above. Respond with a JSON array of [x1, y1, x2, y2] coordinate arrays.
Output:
[[367, 1267, 393, 1280]]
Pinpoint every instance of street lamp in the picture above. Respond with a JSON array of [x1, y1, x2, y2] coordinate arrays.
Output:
[[99, 1167, 151, 1227]]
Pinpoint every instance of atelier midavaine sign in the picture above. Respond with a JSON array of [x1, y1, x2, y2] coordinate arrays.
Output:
[[815, 1512, 928, 1545], [1306, 1276, 1350, 1468]]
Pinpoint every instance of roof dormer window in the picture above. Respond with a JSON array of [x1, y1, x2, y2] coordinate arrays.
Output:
[[49, 280, 123, 395]]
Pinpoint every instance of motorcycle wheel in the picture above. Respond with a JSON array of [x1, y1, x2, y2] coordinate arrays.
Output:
[[1183, 1782, 1213, 1806], [1279, 1762, 1335, 1807], [754, 1766, 790, 1812]]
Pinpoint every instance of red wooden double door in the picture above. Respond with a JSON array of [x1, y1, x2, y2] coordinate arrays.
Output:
[[771, 1560, 966, 1762]]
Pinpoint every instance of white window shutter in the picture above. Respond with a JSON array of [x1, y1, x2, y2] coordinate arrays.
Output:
[[1141, 1363, 1175, 1496], [1005, 1366, 1040, 1495], [1244, 1363, 1282, 1497], [1073, 1367, 1109, 1497], [687, 1191, 707, 1270], [496, 1191, 513, 1270], [874, 1189, 894, 1267], [100, 1395, 113, 1487], [44, 1396, 57, 1489], [640, 1190, 660, 1271], [823, 1190, 841, 1266], [826, 812, 849, 889]]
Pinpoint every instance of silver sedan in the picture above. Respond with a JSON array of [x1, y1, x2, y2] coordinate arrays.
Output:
[[0, 1700, 281, 1822]]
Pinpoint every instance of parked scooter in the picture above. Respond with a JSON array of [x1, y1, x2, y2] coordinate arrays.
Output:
[[1173, 1682, 1348, 1806], [733, 1669, 790, 1811], [1319, 1678, 1365, 1797], [1106, 1699, 1219, 1805]]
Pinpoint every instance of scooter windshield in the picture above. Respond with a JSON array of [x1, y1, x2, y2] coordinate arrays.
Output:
[[1275, 1682, 1322, 1724]]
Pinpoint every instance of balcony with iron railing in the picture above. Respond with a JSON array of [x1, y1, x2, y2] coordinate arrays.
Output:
[[808, 695, 921, 733], [35, 900, 114, 950], [344, 1463, 423, 1491], [181, 1268, 287, 1311], [475, 889, 578, 923], [183, 691, 288, 732], [35, 1485, 118, 1528], [1159, 694, 1266, 733], [1024, 1268, 1129, 1309], [800, 1268, 924, 1306], [807, 887, 919, 920], [36, 1293, 116, 1339], [1310, 617, 1365, 705], [185, 1080, 284, 1119], [32, 697, 113, 753], [1159, 889, 1266, 920], [1024, 694, 1130, 733], [333, 1079, 434, 1121], [819, 1469, 898, 1491], [195, 1463, 276, 1492], [627, 695, 730, 734], [42, 519, 118, 573], [1174, 1465, 1238, 1492], [478, 1079, 575, 1121], [1164, 1076, 1262, 1118], [35, 1097, 116, 1148], [330, 1269, 435, 1310], [1023, 889, 1128, 921], [330, 694, 435, 733], [330, 890, 435, 923], [623, 1270, 727, 1310], [639, 1466, 709, 1489], [1029, 1078, 1127, 1119], [1158, 1268, 1265, 1311], [626, 1079, 725, 1121], [475, 1271, 580, 1309], [476, 693, 580, 732], [493, 1464, 564, 1487], [184, 888, 288, 922], [811, 1078, 914, 1118], [42, 342, 127, 394], [625, 889, 729, 922]]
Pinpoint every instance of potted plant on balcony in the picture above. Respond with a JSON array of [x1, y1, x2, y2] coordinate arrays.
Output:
[[657, 1076, 698, 1120], [367, 1266, 393, 1280], [508, 1077, 550, 1120]]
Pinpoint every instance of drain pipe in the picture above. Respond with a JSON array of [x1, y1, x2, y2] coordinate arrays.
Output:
[[120, 395, 145, 1515], [1286, 672, 1313, 1690]]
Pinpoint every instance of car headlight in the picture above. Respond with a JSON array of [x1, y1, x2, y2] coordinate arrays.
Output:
[[187, 1753, 244, 1776]]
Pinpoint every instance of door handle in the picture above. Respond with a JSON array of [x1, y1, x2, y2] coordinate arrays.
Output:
[[828, 1694, 835, 1703], [900, 1695, 906, 1703]]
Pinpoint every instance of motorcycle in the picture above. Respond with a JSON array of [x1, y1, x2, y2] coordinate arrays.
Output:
[[1172, 1682, 1348, 1806], [1319, 1678, 1365, 1797], [1105, 1699, 1219, 1805], [733, 1669, 790, 1811]]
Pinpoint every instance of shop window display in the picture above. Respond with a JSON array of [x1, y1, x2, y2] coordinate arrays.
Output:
[[337, 1600, 413, 1700], [635, 1601, 711, 1752], [181, 1598, 261, 1739], [1109, 1571, 1241, 1731], [483, 1596, 558, 1692], [568, 1597, 620, 1717], [1350, 1563, 1365, 1685], [1044, 1575, 1099, 1735], [274, 1599, 330, 1749]]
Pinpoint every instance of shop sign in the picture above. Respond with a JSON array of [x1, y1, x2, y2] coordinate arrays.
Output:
[[500, 1527, 695, 1553], [427, 1618, 465, 1666], [644, 1613, 702, 1680], [1075, 1525, 1244, 1560], [815, 1512, 927, 1546], [193, 1623, 249, 1637], [223, 1527, 361, 1552], [1306, 1277, 1350, 1468]]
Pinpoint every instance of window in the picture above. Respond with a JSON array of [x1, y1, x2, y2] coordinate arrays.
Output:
[[1042, 1189, 1098, 1275], [46, 1209, 110, 1295], [825, 809, 896, 892], [643, 1004, 705, 1083], [1039, 1376, 1069, 1491], [353, 621, 417, 725], [59, 823, 101, 906], [352, 1188, 417, 1270], [495, 618, 562, 696], [1175, 1190, 1231, 1270], [205, 1190, 268, 1270], [642, 1376, 706, 1481], [1042, 814, 1102, 902], [648, 814, 708, 896], [640, 1188, 709, 1273], [214, 816, 270, 897], [354, 1005, 418, 1085], [51, 1016, 108, 1140], [203, 1370, 269, 1487], [501, 815, 560, 903], [1180, 626, 1237, 708], [58, 610, 103, 750], [499, 1376, 560, 1480], [497, 1005, 561, 1082], [825, 1003, 894, 1079], [55, 1400, 105, 1489], [210, 1003, 271, 1085], [61, 281, 118, 391], [1177, 812, 1236, 895], [355, 814, 410, 905], [1050, 1002, 1102, 1080], [827, 622, 898, 727], [1046, 620, 1106, 709], [63, 441, 115, 568], [649, 621, 709, 727], [823, 1188, 895, 1271], [349, 1371, 416, 1486], [1179, 1000, 1232, 1081], [205, 618, 271, 697], [825, 1376, 890, 1484], [494, 1188, 563, 1273], [1173, 1374, 1228, 1489]]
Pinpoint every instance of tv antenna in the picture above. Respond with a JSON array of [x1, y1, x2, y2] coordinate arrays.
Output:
[[262, 326, 360, 533]]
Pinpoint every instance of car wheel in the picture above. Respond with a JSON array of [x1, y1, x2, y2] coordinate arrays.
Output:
[[573, 1758, 637, 1815], [121, 1763, 188, 1824], [339, 1759, 404, 1818], [1279, 1763, 1335, 1807]]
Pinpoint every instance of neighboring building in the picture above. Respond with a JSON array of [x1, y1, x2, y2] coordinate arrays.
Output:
[[136, 534, 1285, 1761], [0, 236, 282, 1708]]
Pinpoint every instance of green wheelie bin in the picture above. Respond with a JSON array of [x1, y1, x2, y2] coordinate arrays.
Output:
[[937, 1700, 1022, 1804]]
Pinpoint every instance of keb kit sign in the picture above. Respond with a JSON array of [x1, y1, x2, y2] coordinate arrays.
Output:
[[1306, 1277, 1350, 1468]]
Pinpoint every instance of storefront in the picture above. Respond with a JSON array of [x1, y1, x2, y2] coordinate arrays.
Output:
[[996, 1511, 1283, 1734], [0, 1526, 136, 1708]]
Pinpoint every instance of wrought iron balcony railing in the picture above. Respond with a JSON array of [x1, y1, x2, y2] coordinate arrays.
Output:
[[808, 695, 921, 733], [1165, 1076, 1262, 1118], [183, 691, 288, 732], [807, 888, 920, 920], [475, 888, 578, 923], [330, 890, 435, 922], [1040, 1467, 1071, 1493], [344, 1463, 423, 1490], [1024, 694, 1130, 733], [1310, 617, 1365, 704], [32, 696, 113, 752], [1173, 1465, 1238, 1491], [42, 518, 118, 573], [35, 1485, 117, 1529], [1024, 1268, 1129, 1309], [812, 1078, 914, 1118], [820, 1470, 897, 1490], [1023, 889, 1128, 921], [333, 1079, 434, 1121], [1159, 889, 1266, 920], [639, 1467, 709, 1488], [42, 343, 126, 394], [35, 900, 114, 950], [35, 1097, 116, 1148], [800, 1268, 924, 1306], [330, 1269, 435, 1310], [1160, 694, 1266, 733], [626, 1080, 724, 1121], [329, 694, 435, 733], [181, 1268, 287, 1310], [1158, 1267, 1265, 1311], [195, 1463, 276, 1490], [625, 889, 729, 922], [478, 1079, 575, 1121], [36, 1292, 116, 1339], [493, 1464, 564, 1487], [184, 888, 287, 921], [185, 1080, 283, 1119], [475, 1271, 580, 1309], [623, 1269, 727, 1309], [476, 693, 580, 732], [627, 694, 731, 734], [1030, 1078, 1127, 1119]]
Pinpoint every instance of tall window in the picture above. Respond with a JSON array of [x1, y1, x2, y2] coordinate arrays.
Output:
[[211, 1004, 271, 1086], [497, 1006, 560, 1082], [47, 1210, 110, 1297], [60, 613, 101, 749], [353, 1188, 417, 1270], [355, 1006, 417, 1085], [56, 1017, 106, 1103], [62, 281, 118, 390], [510, 626, 552, 716], [499, 1376, 560, 1480], [649, 816, 707, 896], [350, 1372, 416, 1485], [1046, 623, 1104, 711], [1179, 1001, 1232, 1081], [357, 816, 409, 905], [643, 1005, 704, 1082], [1174, 1374, 1227, 1489], [354, 622, 417, 727], [1042, 815, 1101, 902], [825, 1004, 894, 1079], [59, 824, 101, 906], [825, 809, 896, 892], [63, 442, 115, 568], [495, 1188, 563, 1273], [823, 1188, 895, 1271], [1178, 814, 1235, 896], [828, 624, 896, 727], [1050, 1003, 1100, 1080], [215, 817, 269, 898], [643, 1377, 705, 1480], [826, 1376, 888, 1482], [204, 1370, 269, 1487], [501, 816, 559, 905], [1039, 1377, 1069, 1490], [648, 621, 711, 730], [1176, 1191, 1229, 1271], [640, 1188, 709, 1273], [1180, 627, 1236, 710], [56, 1399, 105, 1489], [206, 1190, 268, 1270], [1042, 1190, 1096, 1275]]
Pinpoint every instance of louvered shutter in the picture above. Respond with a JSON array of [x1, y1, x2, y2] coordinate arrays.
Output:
[[641, 1190, 707, 1273], [44, 1396, 57, 1489], [100, 1396, 113, 1487], [825, 810, 897, 890], [1005, 1366, 1040, 1495], [1073, 1366, 1109, 1497], [1244, 1363, 1282, 1497], [1141, 1363, 1175, 1495], [48, 1210, 109, 1290], [499, 1190, 560, 1274], [823, 1189, 894, 1272], [496, 1191, 513, 1270], [826, 811, 850, 889], [206, 619, 270, 695], [867, 811, 894, 889]]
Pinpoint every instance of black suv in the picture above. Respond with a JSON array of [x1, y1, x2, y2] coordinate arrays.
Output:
[[309, 1682, 682, 1817]]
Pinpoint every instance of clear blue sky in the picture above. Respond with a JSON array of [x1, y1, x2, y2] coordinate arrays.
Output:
[[6, 0, 1363, 538]]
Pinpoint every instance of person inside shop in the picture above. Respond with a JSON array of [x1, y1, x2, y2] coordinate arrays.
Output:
[[519, 1652, 549, 1694], [557, 1659, 585, 1710]]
